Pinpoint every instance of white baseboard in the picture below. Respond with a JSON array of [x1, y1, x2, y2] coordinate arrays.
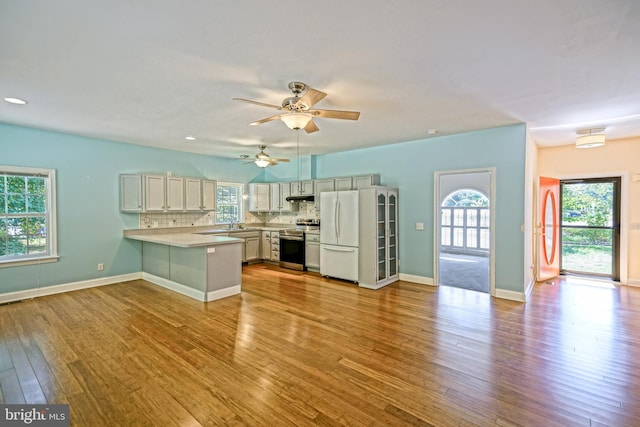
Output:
[[142, 273, 241, 302], [141, 272, 206, 301], [524, 279, 535, 302], [627, 278, 640, 287], [494, 288, 526, 302], [206, 285, 241, 301], [399, 273, 435, 286], [0, 272, 142, 304]]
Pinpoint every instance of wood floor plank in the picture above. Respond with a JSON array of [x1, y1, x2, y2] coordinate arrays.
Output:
[[1, 265, 640, 425]]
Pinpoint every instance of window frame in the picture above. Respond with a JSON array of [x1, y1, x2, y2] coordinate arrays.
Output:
[[215, 182, 244, 225], [0, 165, 58, 268]]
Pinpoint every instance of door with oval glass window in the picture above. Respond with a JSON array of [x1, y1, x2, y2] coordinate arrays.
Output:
[[538, 177, 560, 281]]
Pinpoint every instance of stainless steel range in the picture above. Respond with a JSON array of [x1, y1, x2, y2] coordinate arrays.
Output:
[[279, 219, 320, 271]]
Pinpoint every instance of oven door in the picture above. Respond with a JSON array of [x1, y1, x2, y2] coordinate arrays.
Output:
[[279, 236, 305, 271]]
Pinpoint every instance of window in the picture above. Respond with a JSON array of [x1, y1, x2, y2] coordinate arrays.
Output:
[[0, 166, 58, 267], [216, 182, 243, 224]]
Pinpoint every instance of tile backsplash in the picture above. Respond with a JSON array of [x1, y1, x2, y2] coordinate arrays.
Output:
[[138, 202, 319, 229]]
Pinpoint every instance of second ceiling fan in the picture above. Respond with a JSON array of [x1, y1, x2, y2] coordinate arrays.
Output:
[[233, 81, 360, 133]]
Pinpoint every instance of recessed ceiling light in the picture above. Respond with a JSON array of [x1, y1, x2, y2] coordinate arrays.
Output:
[[426, 129, 438, 135], [184, 136, 196, 141], [4, 97, 28, 105]]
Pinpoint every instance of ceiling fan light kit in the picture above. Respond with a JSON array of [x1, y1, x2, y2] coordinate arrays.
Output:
[[576, 127, 605, 148], [234, 81, 360, 134], [280, 112, 313, 130], [240, 145, 290, 168]]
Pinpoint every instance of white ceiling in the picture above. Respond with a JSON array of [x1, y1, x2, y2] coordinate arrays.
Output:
[[2, 0, 640, 160]]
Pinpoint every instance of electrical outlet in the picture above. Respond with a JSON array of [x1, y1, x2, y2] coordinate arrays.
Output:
[[97, 263, 104, 271], [416, 222, 424, 230]]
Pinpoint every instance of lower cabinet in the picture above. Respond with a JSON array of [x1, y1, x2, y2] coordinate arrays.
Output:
[[244, 236, 260, 262], [305, 233, 320, 270]]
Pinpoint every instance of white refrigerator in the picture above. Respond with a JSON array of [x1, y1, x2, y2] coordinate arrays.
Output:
[[320, 190, 359, 281]]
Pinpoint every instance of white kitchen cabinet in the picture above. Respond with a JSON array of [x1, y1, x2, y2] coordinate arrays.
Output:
[[201, 179, 216, 211], [185, 178, 202, 211], [279, 183, 294, 212], [144, 175, 166, 212], [248, 183, 270, 212], [166, 177, 185, 211], [271, 232, 280, 261], [305, 232, 320, 270], [335, 177, 353, 191], [353, 174, 381, 189], [120, 174, 143, 212], [269, 183, 280, 211], [314, 179, 335, 212], [245, 236, 260, 262], [358, 187, 399, 289], [290, 180, 314, 196], [261, 231, 272, 260]]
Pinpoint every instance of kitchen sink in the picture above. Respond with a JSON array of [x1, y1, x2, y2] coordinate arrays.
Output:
[[195, 227, 258, 235]]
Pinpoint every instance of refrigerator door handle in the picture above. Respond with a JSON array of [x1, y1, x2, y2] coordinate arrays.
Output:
[[334, 199, 340, 241], [323, 246, 356, 253]]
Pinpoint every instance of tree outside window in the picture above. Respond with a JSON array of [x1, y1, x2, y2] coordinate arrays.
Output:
[[216, 182, 243, 224], [0, 166, 57, 264]]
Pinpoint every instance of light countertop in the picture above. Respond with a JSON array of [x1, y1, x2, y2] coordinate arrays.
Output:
[[124, 231, 243, 248]]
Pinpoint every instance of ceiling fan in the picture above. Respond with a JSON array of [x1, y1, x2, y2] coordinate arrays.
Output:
[[240, 145, 290, 168], [233, 81, 360, 133]]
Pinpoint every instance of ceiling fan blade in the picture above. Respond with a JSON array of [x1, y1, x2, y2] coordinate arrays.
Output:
[[249, 114, 282, 126], [233, 98, 282, 110], [304, 120, 320, 133], [310, 109, 360, 120], [272, 158, 290, 163], [295, 87, 327, 109]]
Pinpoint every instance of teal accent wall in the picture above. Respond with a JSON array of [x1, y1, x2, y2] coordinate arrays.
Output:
[[314, 124, 527, 293], [0, 123, 260, 294], [0, 122, 526, 295]]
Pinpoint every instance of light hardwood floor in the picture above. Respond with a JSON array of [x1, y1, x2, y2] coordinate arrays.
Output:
[[1, 264, 640, 426]]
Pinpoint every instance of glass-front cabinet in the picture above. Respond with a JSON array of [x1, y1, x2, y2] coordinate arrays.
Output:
[[359, 187, 399, 289]]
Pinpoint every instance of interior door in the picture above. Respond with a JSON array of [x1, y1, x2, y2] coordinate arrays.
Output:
[[538, 176, 560, 281]]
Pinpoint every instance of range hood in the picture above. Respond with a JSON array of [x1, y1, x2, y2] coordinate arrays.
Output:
[[285, 195, 315, 202]]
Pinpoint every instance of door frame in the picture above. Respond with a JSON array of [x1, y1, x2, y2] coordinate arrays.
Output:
[[434, 168, 496, 296], [544, 171, 629, 284]]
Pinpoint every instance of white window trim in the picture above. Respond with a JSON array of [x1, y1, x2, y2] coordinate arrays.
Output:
[[216, 181, 244, 225], [0, 165, 58, 268]]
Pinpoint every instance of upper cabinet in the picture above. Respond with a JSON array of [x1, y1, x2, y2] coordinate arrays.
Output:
[[353, 174, 381, 189], [334, 177, 353, 191], [120, 174, 143, 212], [166, 177, 185, 211], [184, 178, 217, 212], [314, 179, 335, 211], [248, 183, 271, 212], [185, 178, 202, 211], [144, 175, 166, 212], [201, 179, 217, 211], [290, 180, 314, 196], [120, 174, 217, 213]]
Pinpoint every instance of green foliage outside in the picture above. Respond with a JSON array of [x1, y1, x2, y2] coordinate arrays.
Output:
[[561, 182, 614, 274], [0, 174, 48, 257], [216, 184, 240, 223], [562, 182, 613, 245]]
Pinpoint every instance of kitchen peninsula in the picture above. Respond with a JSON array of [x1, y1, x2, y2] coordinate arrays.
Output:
[[124, 228, 243, 302]]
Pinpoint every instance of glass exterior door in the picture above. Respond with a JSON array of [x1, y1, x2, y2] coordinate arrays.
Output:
[[560, 177, 620, 280]]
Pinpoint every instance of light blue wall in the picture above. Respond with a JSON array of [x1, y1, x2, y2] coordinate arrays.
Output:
[[0, 122, 527, 295], [0, 123, 261, 294], [314, 124, 527, 293]]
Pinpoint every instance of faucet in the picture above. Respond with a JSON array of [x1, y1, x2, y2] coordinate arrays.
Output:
[[229, 220, 238, 230]]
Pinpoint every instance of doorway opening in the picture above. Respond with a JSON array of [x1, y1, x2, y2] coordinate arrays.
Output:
[[560, 177, 621, 281], [436, 170, 494, 294]]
